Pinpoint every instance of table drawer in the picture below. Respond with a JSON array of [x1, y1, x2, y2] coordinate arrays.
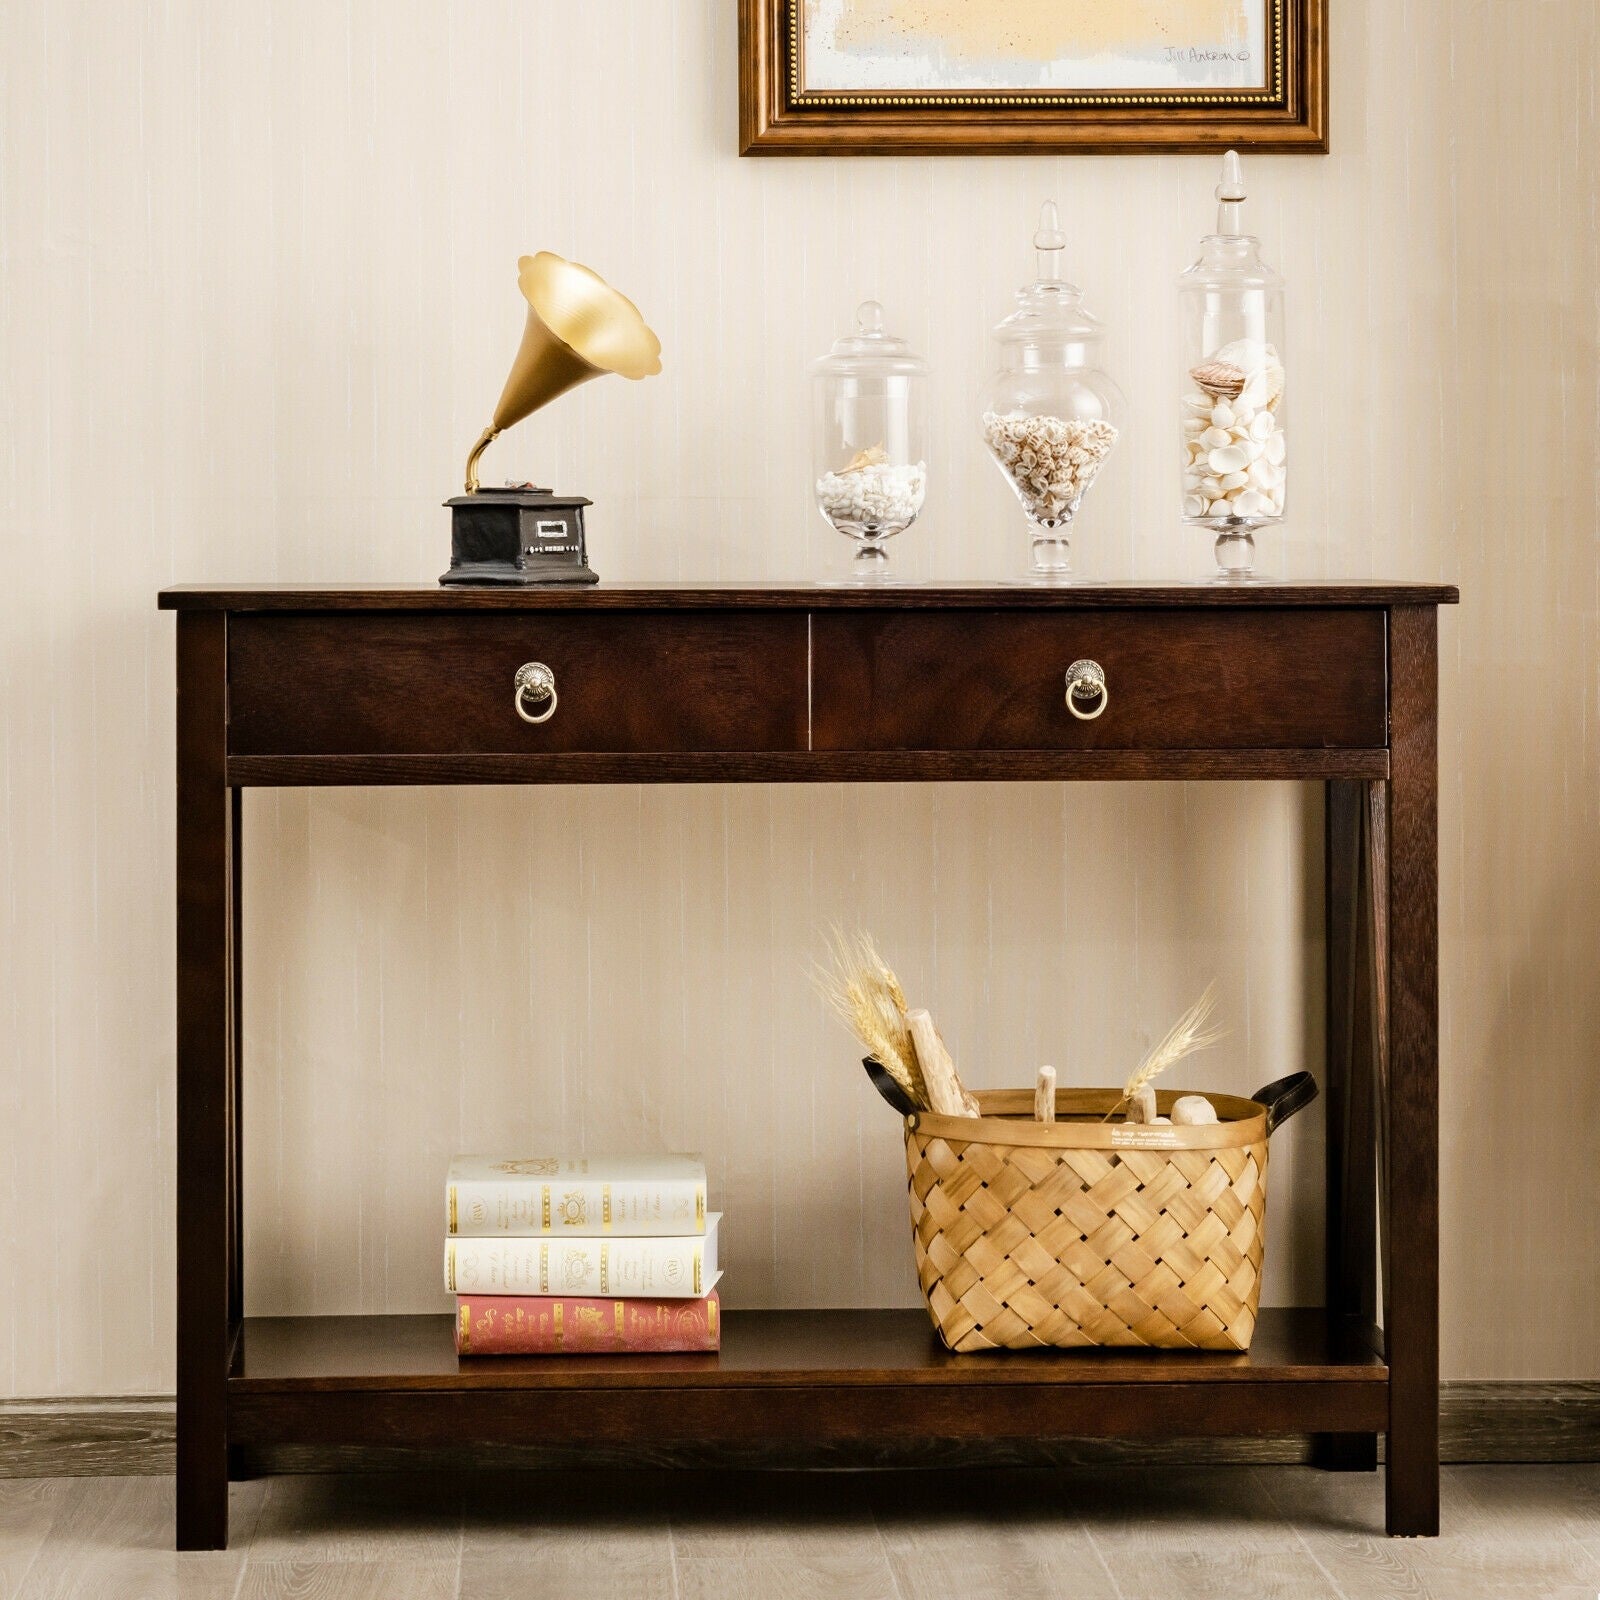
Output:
[[811, 608, 1387, 751], [228, 612, 809, 756]]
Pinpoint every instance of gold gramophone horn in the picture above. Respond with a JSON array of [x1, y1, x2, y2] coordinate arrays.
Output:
[[464, 252, 662, 493]]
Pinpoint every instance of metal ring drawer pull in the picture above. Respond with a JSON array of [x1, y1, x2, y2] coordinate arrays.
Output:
[[513, 661, 558, 724], [1064, 659, 1108, 720]]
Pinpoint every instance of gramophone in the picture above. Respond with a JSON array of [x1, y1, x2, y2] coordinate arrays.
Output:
[[441, 252, 662, 586]]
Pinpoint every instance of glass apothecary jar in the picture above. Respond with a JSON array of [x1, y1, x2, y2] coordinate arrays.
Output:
[[811, 301, 927, 583], [982, 202, 1124, 581], [1179, 151, 1287, 579]]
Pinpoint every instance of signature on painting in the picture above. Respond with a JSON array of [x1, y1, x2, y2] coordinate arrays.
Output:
[[1163, 45, 1252, 64]]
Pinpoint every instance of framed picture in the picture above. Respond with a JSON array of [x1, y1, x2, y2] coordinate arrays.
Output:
[[739, 0, 1327, 154]]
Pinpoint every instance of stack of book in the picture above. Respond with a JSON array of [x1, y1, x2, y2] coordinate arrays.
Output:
[[445, 1154, 721, 1355]]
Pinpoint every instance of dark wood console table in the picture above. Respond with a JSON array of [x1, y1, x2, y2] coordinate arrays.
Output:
[[160, 579, 1455, 1548]]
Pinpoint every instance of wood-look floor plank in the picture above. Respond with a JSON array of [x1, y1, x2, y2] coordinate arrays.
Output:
[[1091, 1545, 1343, 1600], [0, 1479, 68, 1597], [457, 1467, 676, 1557], [237, 1561, 458, 1599], [1067, 1466, 1342, 1599], [1265, 1465, 1600, 1598], [675, 1552, 898, 1600], [667, 1472, 877, 1561], [247, 1474, 460, 1563], [883, 1548, 1117, 1600], [869, 1468, 1117, 1596], [460, 1551, 675, 1600], [18, 1476, 259, 1598]]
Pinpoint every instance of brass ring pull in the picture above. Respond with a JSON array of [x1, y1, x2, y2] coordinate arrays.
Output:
[[514, 661, 558, 725], [1065, 659, 1108, 721]]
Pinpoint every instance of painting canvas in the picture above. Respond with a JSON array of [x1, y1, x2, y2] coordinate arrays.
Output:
[[739, 0, 1326, 153], [800, 0, 1271, 95]]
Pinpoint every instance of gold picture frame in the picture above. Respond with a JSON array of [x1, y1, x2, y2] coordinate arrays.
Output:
[[739, 0, 1327, 155]]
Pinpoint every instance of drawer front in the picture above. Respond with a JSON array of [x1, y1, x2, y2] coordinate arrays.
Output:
[[811, 608, 1387, 751], [229, 612, 809, 756]]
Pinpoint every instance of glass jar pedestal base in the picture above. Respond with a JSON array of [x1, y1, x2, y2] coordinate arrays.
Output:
[[1212, 524, 1263, 581], [826, 540, 903, 586], [1026, 532, 1075, 582]]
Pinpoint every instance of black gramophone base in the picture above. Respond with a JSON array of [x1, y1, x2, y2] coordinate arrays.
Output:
[[439, 560, 599, 587], [440, 488, 600, 587]]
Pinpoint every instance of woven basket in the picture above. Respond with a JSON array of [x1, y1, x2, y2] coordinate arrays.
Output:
[[903, 1075, 1315, 1353]]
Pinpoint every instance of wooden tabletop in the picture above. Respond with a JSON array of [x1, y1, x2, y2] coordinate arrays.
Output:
[[159, 579, 1461, 611]]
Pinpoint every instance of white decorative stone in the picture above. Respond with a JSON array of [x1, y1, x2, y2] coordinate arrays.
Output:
[[816, 460, 926, 530]]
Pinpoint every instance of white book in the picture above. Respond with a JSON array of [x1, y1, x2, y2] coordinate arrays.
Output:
[[446, 1153, 707, 1238], [445, 1216, 721, 1300]]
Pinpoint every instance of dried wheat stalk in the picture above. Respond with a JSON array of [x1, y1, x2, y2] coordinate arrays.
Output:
[[813, 927, 928, 1108], [1105, 982, 1225, 1121]]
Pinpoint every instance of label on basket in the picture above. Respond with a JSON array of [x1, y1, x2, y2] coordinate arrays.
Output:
[[1110, 1126, 1182, 1149]]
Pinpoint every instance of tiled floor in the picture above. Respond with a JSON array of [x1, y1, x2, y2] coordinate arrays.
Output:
[[1, 1464, 1596, 1599]]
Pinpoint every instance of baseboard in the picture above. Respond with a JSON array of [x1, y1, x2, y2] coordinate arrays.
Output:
[[3, 1383, 1596, 1479]]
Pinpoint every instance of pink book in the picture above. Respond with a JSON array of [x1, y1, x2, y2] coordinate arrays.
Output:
[[456, 1290, 720, 1355]]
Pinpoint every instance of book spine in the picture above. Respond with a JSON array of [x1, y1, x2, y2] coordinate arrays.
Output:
[[445, 1228, 712, 1299], [455, 1291, 721, 1355], [447, 1174, 706, 1237]]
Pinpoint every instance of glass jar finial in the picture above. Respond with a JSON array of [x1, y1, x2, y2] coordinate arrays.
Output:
[[1033, 201, 1066, 281]]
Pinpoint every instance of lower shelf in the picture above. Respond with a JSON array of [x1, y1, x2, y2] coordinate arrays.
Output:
[[228, 1308, 1388, 1448]]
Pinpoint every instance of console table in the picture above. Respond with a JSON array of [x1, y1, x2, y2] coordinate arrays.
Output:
[[160, 579, 1455, 1548]]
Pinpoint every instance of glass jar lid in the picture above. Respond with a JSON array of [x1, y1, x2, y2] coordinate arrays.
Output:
[[1179, 150, 1284, 292], [992, 202, 1106, 346], [811, 300, 927, 378]]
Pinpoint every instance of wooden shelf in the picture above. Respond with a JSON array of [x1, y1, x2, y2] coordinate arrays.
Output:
[[227, 1309, 1388, 1450]]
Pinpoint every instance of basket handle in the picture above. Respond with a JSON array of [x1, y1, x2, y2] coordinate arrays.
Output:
[[862, 1056, 919, 1117], [1252, 1071, 1319, 1134]]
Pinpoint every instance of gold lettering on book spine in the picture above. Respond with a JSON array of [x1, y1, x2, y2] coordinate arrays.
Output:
[[448, 1185, 458, 1235], [600, 1244, 609, 1296], [694, 1249, 702, 1296], [603, 1184, 612, 1233], [539, 1243, 549, 1295], [708, 1294, 718, 1338], [554, 1300, 563, 1349], [697, 1186, 705, 1229], [541, 1185, 551, 1232], [458, 1303, 471, 1353], [615, 1301, 626, 1340], [446, 1242, 457, 1292]]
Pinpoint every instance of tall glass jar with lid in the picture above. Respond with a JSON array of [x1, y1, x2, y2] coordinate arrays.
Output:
[[1178, 151, 1287, 579], [810, 301, 927, 584], [982, 203, 1124, 582]]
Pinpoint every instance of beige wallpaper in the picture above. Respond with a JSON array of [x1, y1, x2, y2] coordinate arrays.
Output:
[[0, 0, 1594, 1396]]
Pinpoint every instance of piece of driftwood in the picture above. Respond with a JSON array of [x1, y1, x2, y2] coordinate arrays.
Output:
[[906, 1010, 979, 1117], [1035, 1065, 1057, 1123], [1127, 1084, 1158, 1124]]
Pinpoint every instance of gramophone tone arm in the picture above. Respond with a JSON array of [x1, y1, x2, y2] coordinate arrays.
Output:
[[463, 426, 501, 494]]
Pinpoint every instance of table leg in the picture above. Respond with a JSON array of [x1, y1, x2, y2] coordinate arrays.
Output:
[[1382, 606, 1441, 1536], [176, 613, 236, 1549], [1313, 778, 1381, 1471]]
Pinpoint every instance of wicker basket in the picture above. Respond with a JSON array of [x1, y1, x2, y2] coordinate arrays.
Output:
[[902, 1074, 1315, 1353]]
